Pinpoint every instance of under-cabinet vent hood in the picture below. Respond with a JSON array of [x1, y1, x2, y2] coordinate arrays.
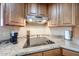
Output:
[[26, 15, 48, 24]]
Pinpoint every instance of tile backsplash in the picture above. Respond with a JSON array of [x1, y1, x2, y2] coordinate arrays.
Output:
[[0, 26, 11, 40], [50, 27, 72, 36], [0, 24, 72, 41]]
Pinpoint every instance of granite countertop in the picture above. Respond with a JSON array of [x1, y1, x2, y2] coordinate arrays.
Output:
[[0, 36, 79, 56]]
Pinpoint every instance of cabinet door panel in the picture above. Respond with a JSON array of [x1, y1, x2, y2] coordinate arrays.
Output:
[[10, 4, 24, 20], [0, 3, 1, 26], [59, 4, 64, 25], [5, 3, 25, 26], [59, 3, 76, 26], [38, 4, 48, 16], [27, 3, 38, 15], [48, 4, 58, 26], [62, 4, 72, 25], [63, 49, 79, 56], [4, 4, 10, 24], [48, 3, 76, 27], [43, 49, 60, 56], [24, 4, 28, 16], [75, 4, 79, 25]]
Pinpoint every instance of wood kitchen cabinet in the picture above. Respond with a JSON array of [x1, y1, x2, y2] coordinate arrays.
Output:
[[62, 49, 79, 56], [0, 4, 1, 25], [48, 3, 77, 27], [48, 4, 58, 27], [43, 49, 61, 56], [26, 3, 48, 16], [4, 3, 25, 26], [24, 4, 28, 17], [38, 4, 48, 16], [60, 4, 75, 26], [27, 3, 38, 15], [75, 4, 79, 26], [23, 48, 79, 56], [30, 48, 61, 56]]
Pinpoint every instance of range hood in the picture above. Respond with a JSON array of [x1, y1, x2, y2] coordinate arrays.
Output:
[[26, 15, 48, 24]]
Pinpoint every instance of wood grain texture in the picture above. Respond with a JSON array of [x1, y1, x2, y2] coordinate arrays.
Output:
[[4, 3, 25, 26], [27, 3, 48, 16], [38, 4, 48, 16], [48, 4, 58, 26], [48, 3, 76, 27], [43, 49, 61, 56], [62, 49, 79, 56]]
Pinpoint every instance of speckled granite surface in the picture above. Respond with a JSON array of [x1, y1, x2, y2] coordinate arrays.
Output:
[[0, 36, 79, 56]]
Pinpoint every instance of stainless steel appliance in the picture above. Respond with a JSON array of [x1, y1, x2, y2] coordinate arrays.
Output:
[[26, 15, 48, 24]]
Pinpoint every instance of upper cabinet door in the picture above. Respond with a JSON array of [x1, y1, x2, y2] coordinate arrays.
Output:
[[0, 4, 1, 26], [59, 4, 63, 25], [75, 4, 79, 25], [5, 3, 25, 26], [62, 4, 73, 25], [59, 3, 76, 26], [24, 4, 28, 17], [48, 3, 76, 27], [48, 4, 58, 26], [27, 3, 48, 16], [38, 4, 48, 16], [9, 4, 24, 20], [27, 3, 38, 15], [0, 4, 6, 26]]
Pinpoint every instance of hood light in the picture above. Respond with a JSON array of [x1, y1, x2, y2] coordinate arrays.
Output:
[[29, 19, 33, 22]]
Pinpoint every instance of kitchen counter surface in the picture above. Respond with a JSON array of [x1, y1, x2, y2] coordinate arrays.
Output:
[[0, 36, 79, 56]]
